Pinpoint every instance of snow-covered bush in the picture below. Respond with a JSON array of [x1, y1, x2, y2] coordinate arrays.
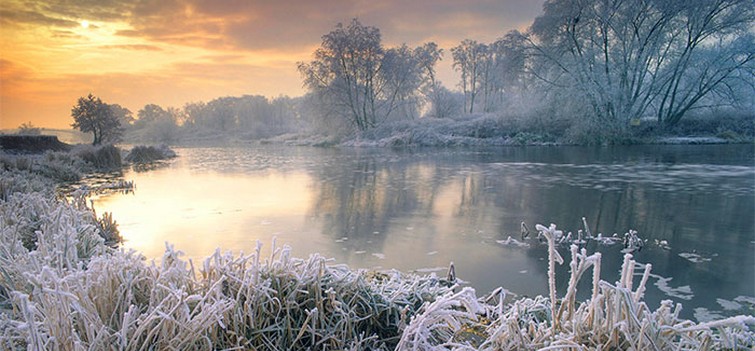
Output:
[[74, 144, 123, 170], [36, 151, 86, 182], [125, 145, 177, 163], [343, 114, 528, 147], [1, 144, 129, 182], [0, 170, 51, 201]]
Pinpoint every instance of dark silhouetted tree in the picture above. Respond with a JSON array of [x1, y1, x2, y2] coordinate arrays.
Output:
[[71, 93, 123, 145]]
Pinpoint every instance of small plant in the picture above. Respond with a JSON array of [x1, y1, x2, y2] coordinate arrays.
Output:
[[15, 122, 41, 136]]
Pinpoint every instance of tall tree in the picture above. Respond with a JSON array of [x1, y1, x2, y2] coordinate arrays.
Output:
[[136, 104, 171, 128], [298, 19, 433, 131], [136, 104, 179, 143], [71, 94, 123, 145], [526, 0, 754, 128], [452, 40, 488, 113], [413, 43, 453, 117]]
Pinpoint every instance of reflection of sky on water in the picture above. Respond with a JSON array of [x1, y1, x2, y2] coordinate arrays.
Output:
[[93, 144, 755, 321]]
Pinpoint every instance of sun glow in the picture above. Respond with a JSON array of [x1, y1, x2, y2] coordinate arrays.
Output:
[[80, 20, 90, 28]]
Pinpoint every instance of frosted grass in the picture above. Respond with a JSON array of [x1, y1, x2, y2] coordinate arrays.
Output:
[[1, 166, 754, 349]]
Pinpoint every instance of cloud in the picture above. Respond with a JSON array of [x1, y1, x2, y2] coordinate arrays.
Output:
[[190, 0, 542, 50], [0, 8, 79, 27], [1, 0, 547, 128], [0, 0, 132, 27], [99, 44, 164, 51], [3, 0, 544, 52]]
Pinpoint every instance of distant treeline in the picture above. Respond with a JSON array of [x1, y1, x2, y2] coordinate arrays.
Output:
[[121, 0, 753, 145]]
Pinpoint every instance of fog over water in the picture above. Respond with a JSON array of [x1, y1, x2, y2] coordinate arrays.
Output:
[[94, 144, 755, 321]]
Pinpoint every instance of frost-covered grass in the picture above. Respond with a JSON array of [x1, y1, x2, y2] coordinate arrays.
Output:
[[398, 225, 755, 350], [342, 114, 559, 147], [1, 169, 754, 349], [0, 144, 128, 183], [74, 144, 123, 171], [0, 151, 87, 183]]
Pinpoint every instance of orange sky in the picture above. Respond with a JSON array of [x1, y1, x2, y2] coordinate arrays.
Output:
[[0, 0, 543, 129]]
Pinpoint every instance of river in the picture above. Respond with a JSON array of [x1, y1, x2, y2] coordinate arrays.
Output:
[[93, 143, 755, 321]]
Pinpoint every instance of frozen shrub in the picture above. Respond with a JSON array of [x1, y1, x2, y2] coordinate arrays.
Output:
[[125, 145, 177, 163], [32, 151, 85, 182], [75, 144, 122, 170], [0, 171, 51, 201]]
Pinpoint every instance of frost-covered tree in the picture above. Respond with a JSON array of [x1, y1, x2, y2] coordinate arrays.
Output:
[[136, 104, 169, 128], [526, 0, 754, 129], [299, 19, 434, 131], [71, 94, 123, 145], [109, 104, 134, 131], [135, 104, 179, 143], [413, 43, 451, 117], [382, 44, 426, 120], [177, 95, 300, 139], [452, 40, 488, 114], [451, 34, 530, 114]]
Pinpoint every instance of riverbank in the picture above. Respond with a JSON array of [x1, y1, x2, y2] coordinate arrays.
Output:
[[1, 146, 753, 349], [170, 129, 752, 149], [163, 112, 753, 148], [0, 135, 72, 154]]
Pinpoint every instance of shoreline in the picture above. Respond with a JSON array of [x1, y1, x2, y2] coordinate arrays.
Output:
[[153, 131, 754, 149]]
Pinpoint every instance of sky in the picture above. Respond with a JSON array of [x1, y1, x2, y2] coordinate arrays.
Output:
[[1, 0, 544, 129]]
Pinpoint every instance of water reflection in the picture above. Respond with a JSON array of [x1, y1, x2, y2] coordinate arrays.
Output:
[[96, 166, 313, 259], [93, 144, 755, 321]]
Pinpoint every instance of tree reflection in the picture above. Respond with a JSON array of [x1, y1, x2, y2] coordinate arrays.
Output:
[[304, 145, 753, 320], [308, 155, 454, 252]]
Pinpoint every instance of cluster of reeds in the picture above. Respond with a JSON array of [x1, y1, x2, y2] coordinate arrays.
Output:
[[0, 220, 451, 350], [397, 224, 755, 350]]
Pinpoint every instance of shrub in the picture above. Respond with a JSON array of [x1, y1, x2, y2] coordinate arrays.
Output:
[[668, 111, 755, 137], [125, 145, 177, 163], [75, 144, 123, 171], [36, 151, 85, 182]]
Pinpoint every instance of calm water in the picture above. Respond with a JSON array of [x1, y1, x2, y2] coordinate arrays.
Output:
[[94, 144, 755, 321]]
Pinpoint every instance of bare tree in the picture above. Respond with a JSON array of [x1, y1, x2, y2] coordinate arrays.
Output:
[[525, 0, 754, 128], [413, 43, 450, 117], [452, 40, 488, 113], [298, 19, 434, 131]]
